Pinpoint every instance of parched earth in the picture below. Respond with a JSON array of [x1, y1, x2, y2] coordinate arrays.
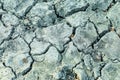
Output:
[[0, 0, 120, 80]]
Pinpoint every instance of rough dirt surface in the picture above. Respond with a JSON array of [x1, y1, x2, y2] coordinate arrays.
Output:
[[0, 0, 120, 80]]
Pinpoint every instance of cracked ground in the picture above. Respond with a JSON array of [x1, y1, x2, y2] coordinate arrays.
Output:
[[0, 0, 120, 80]]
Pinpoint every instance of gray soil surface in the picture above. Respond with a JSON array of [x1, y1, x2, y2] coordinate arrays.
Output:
[[0, 0, 120, 80]]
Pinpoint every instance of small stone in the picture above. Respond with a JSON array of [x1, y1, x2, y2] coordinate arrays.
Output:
[[110, 27, 115, 31]]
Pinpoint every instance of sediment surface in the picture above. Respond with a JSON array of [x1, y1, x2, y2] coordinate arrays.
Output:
[[0, 0, 120, 80]]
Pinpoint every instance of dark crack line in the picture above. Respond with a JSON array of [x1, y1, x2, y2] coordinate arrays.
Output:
[[23, 0, 38, 18], [63, 27, 76, 47], [53, 44, 66, 64], [0, 48, 5, 61], [36, 36, 66, 54], [48, 42, 67, 64], [115, 32, 120, 39], [90, 30, 109, 49], [65, 3, 90, 17], [2, 62, 17, 80], [63, 22, 77, 49], [95, 63, 106, 80], [103, 0, 117, 12], [20, 35, 36, 76], [88, 18, 99, 35], [106, 17, 116, 32], [72, 42, 82, 52], [72, 60, 83, 70], [0, 14, 2, 20], [89, 17, 114, 49], [0, 17, 8, 28], [0, 25, 17, 46], [0, 0, 21, 20], [72, 58, 91, 80], [35, 37, 66, 54], [106, 18, 120, 39], [111, 58, 120, 63], [0, 1, 8, 13], [58, 66, 77, 80], [32, 44, 52, 56], [0, 1, 23, 19], [53, 4, 65, 19]]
